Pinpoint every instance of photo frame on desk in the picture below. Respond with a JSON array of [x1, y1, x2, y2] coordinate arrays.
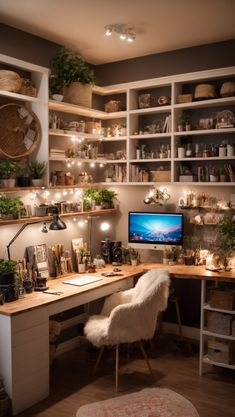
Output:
[[26, 244, 49, 279]]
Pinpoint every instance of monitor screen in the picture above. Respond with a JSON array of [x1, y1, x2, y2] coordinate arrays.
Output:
[[128, 211, 183, 249]]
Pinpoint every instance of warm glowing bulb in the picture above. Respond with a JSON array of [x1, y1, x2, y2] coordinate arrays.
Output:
[[100, 222, 110, 231]]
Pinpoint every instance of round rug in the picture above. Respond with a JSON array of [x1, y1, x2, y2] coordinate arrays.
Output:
[[76, 387, 199, 417]]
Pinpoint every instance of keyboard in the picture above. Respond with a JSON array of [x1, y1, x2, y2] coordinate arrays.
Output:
[[63, 275, 103, 286]]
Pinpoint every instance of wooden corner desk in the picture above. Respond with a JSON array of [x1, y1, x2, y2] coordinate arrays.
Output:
[[0, 263, 234, 415]]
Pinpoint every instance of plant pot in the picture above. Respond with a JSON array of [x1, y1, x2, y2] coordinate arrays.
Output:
[[95, 205, 102, 210], [105, 177, 112, 182], [0, 272, 15, 285], [163, 258, 169, 264], [210, 174, 218, 182], [17, 177, 31, 187], [63, 82, 92, 107], [52, 94, 63, 102], [185, 124, 191, 131], [177, 147, 186, 158], [31, 178, 44, 187], [177, 124, 184, 132], [0, 179, 16, 188], [78, 263, 86, 273], [131, 259, 138, 266]]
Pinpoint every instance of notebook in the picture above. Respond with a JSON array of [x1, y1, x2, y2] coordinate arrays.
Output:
[[63, 275, 103, 286]]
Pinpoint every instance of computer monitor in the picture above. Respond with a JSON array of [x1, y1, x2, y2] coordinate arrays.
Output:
[[128, 211, 183, 250]]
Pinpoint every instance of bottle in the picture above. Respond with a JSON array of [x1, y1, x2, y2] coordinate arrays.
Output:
[[136, 147, 140, 159], [186, 143, 193, 157]]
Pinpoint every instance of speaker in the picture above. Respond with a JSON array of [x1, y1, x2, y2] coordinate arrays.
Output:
[[101, 239, 112, 264], [110, 241, 122, 266]]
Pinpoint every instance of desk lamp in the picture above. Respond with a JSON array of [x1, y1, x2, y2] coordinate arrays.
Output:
[[6, 208, 67, 260]]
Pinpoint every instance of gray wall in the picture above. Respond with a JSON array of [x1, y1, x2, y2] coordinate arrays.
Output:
[[95, 39, 235, 85]]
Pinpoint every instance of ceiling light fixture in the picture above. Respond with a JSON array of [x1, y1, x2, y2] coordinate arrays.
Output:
[[104, 24, 136, 43]]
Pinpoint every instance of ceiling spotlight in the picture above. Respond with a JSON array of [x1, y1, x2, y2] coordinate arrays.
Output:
[[127, 33, 135, 42], [119, 33, 127, 40], [104, 24, 136, 42], [105, 25, 112, 36]]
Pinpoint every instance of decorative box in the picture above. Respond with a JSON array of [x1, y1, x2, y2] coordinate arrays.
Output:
[[176, 94, 192, 104], [206, 311, 232, 336], [151, 170, 171, 182], [208, 338, 235, 364], [209, 289, 235, 310]]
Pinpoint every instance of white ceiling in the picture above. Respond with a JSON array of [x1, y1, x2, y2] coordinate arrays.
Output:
[[1, 0, 235, 64]]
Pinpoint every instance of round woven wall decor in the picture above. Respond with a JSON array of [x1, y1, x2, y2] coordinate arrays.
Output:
[[0, 103, 41, 159]]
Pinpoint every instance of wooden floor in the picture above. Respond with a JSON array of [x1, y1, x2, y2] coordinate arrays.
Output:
[[17, 336, 235, 417]]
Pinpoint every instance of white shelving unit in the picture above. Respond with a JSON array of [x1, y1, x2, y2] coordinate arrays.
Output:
[[199, 280, 235, 375], [1, 54, 235, 188]]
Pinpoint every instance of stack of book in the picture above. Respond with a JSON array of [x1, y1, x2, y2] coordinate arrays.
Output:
[[49, 148, 66, 159]]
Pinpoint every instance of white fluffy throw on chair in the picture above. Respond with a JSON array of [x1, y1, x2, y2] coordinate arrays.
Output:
[[84, 269, 170, 348]]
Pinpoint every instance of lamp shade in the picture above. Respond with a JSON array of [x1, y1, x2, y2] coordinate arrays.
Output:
[[49, 213, 67, 230]]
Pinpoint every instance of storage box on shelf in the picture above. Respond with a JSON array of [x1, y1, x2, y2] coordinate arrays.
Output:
[[200, 279, 235, 375], [207, 338, 235, 364]]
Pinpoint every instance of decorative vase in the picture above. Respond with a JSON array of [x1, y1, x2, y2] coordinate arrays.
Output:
[[63, 82, 92, 107]]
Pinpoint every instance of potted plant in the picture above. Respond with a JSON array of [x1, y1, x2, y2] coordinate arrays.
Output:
[[129, 247, 139, 266], [216, 216, 235, 270], [176, 139, 186, 159], [99, 188, 118, 209], [50, 47, 96, 107], [77, 247, 87, 273], [28, 160, 47, 187], [16, 163, 31, 187], [0, 195, 24, 220], [0, 258, 18, 285], [104, 168, 113, 182], [177, 114, 191, 132], [83, 187, 98, 210], [0, 159, 17, 188]]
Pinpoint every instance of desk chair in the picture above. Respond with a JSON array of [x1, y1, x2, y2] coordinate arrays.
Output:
[[84, 269, 170, 391]]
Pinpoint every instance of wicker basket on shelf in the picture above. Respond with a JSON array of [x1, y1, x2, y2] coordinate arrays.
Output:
[[19, 78, 37, 97], [0, 103, 41, 159], [104, 100, 122, 113], [0, 70, 22, 92]]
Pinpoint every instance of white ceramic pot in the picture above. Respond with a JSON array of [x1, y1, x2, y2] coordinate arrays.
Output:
[[31, 179, 44, 187], [177, 147, 186, 158], [0, 179, 16, 188], [131, 259, 138, 266]]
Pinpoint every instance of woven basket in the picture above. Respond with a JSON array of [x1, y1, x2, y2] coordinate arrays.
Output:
[[105, 100, 122, 113], [19, 78, 37, 97], [0, 70, 22, 93], [0, 103, 41, 159]]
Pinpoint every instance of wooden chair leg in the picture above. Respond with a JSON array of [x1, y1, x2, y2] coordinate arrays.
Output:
[[139, 341, 153, 374], [92, 346, 105, 376], [115, 344, 119, 392]]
